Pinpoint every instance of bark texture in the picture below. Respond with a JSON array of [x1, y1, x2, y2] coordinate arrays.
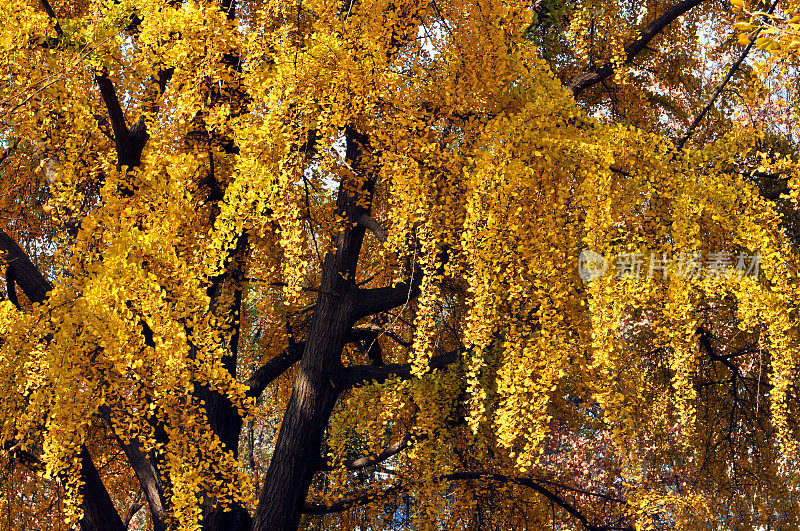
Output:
[[252, 129, 373, 531]]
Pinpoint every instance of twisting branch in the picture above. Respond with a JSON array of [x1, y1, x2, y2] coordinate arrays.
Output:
[[567, 0, 709, 95], [698, 327, 742, 379]]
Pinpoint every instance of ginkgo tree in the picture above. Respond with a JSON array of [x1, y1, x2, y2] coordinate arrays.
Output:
[[3, 0, 800, 529]]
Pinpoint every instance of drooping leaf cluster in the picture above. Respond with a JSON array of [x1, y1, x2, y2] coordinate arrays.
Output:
[[2, 0, 800, 529]]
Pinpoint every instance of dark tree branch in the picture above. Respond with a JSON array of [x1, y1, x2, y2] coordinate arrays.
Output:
[[530, 476, 626, 504], [93, 113, 115, 141], [94, 73, 148, 170], [222, 0, 236, 20], [3, 440, 44, 473], [348, 324, 385, 365], [253, 127, 379, 531], [675, 0, 780, 151], [342, 347, 461, 388], [444, 473, 604, 531], [761, 186, 790, 200], [245, 342, 306, 398], [79, 446, 126, 531], [5, 265, 19, 309], [94, 74, 129, 148], [304, 471, 628, 530], [361, 337, 384, 365], [348, 323, 412, 348], [195, 234, 253, 529], [567, 0, 709, 95], [358, 213, 388, 243], [34, 1, 146, 156], [98, 406, 167, 531], [317, 431, 414, 471], [39, 0, 63, 37], [698, 327, 742, 379], [353, 269, 423, 320], [0, 229, 52, 304], [122, 498, 145, 530]]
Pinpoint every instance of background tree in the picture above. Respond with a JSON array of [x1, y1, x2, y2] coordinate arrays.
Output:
[[2, 0, 800, 529]]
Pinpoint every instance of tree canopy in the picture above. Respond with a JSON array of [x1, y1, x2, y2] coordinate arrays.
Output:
[[2, 0, 800, 529]]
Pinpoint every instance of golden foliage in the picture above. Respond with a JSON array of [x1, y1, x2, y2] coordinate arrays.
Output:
[[2, 0, 800, 528]]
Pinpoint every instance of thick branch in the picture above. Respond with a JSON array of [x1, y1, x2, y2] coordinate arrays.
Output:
[[245, 342, 305, 398], [0, 229, 52, 304], [353, 269, 423, 320], [252, 127, 378, 531], [99, 406, 167, 531], [95, 73, 148, 170], [94, 73, 130, 150], [317, 432, 414, 471], [761, 186, 790, 200], [79, 446, 126, 531], [358, 213, 387, 243], [342, 347, 461, 388], [567, 0, 708, 95], [5, 265, 19, 309], [39, 0, 63, 37]]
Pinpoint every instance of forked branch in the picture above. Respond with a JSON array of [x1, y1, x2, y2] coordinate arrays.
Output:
[[567, 0, 709, 95]]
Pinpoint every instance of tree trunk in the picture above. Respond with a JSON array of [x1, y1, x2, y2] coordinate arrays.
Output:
[[251, 290, 355, 530], [252, 129, 372, 530]]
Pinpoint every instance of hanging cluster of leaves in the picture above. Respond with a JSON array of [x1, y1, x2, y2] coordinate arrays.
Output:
[[2, 0, 800, 529]]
